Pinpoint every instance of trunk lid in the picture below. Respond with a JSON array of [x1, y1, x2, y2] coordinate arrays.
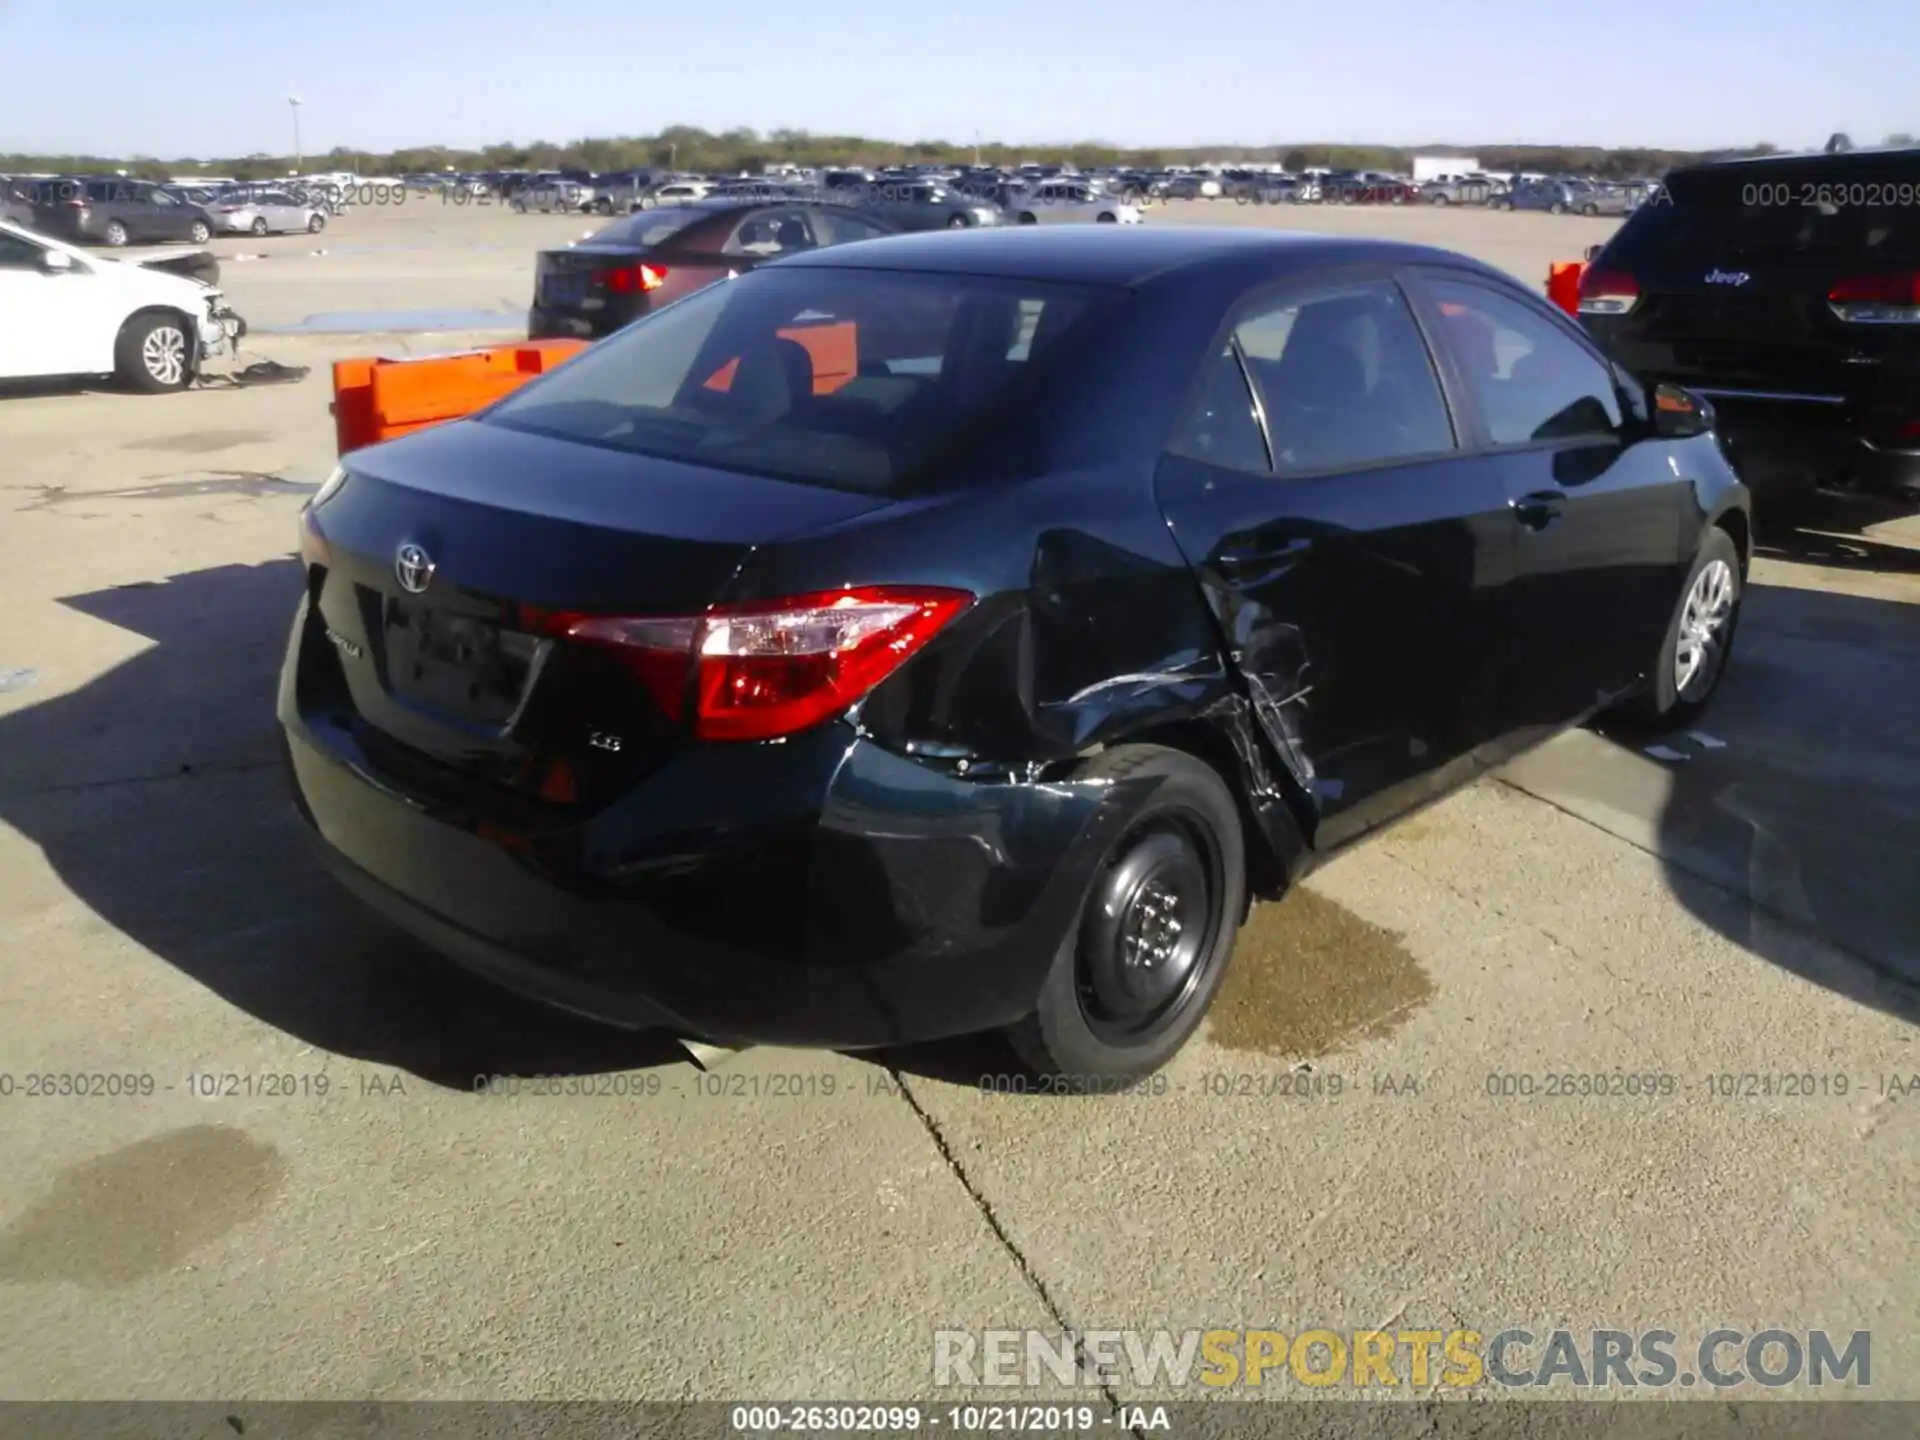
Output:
[[534, 244, 646, 308], [303, 418, 892, 813]]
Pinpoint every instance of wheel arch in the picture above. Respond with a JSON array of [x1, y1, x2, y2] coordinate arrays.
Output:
[[1711, 504, 1751, 576], [1091, 711, 1312, 903]]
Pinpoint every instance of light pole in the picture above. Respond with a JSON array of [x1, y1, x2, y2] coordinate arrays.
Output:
[[289, 96, 304, 174]]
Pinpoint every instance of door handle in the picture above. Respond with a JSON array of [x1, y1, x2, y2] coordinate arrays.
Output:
[[1511, 490, 1566, 530], [1217, 537, 1312, 568]]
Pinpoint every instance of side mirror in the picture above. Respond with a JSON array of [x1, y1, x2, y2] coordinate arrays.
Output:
[[39, 249, 75, 273], [1651, 381, 1713, 439], [1583, 243, 1604, 262]]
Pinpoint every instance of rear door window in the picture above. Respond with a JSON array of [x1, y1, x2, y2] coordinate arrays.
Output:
[[1167, 342, 1270, 472], [484, 268, 1116, 494], [1233, 279, 1456, 474], [810, 208, 894, 245], [722, 209, 815, 257]]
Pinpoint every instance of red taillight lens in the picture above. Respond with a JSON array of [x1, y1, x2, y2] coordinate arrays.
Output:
[[534, 587, 972, 741], [1577, 266, 1639, 315], [1828, 272, 1920, 303], [600, 262, 668, 294], [1828, 271, 1920, 323]]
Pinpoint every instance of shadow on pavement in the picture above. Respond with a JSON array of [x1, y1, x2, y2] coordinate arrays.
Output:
[[0, 559, 683, 1090], [1519, 488, 1920, 1026]]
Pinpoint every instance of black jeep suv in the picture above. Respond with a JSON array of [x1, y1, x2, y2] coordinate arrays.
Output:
[[1578, 146, 1920, 504]]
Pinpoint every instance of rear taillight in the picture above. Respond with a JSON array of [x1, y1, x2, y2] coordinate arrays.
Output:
[[1827, 272, 1920, 323], [600, 262, 668, 294], [531, 587, 972, 741], [1577, 266, 1639, 315]]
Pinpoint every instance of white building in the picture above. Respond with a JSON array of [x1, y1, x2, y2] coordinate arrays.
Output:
[[1412, 155, 1481, 183]]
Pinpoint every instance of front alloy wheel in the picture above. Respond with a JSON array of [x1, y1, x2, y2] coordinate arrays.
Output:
[[1674, 557, 1736, 702], [116, 313, 192, 392], [1618, 527, 1743, 729]]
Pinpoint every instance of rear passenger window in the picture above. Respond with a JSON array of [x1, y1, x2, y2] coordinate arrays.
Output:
[[1233, 280, 1455, 474], [1423, 277, 1622, 445], [1168, 343, 1269, 471]]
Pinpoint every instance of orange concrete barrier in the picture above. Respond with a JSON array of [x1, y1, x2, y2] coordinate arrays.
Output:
[[331, 339, 589, 456], [1547, 260, 1588, 316]]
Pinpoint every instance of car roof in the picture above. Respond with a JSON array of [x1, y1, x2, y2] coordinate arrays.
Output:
[[772, 225, 1505, 288], [1674, 145, 1920, 177]]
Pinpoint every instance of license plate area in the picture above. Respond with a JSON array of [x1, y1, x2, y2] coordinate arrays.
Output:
[[542, 273, 589, 305], [382, 599, 542, 726]]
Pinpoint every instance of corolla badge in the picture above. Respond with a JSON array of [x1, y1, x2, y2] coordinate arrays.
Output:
[[1705, 268, 1752, 286], [395, 542, 435, 594]]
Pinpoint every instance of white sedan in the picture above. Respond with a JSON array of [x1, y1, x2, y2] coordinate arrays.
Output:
[[1006, 181, 1142, 225], [0, 221, 244, 392]]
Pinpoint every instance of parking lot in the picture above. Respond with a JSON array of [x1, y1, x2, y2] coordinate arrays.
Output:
[[0, 196, 1916, 1401]]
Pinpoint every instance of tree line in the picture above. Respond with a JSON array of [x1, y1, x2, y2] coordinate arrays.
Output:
[[6, 126, 1915, 182]]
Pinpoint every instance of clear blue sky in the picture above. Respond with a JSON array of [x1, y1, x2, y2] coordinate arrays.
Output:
[[3, 0, 1913, 156]]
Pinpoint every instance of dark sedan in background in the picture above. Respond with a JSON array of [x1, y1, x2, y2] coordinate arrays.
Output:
[[27, 178, 217, 246], [290, 227, 1749, 1087], [528, 198, 900, 340]]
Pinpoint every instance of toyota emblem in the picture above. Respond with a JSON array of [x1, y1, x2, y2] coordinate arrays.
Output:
[[395, 542, 435, 594]]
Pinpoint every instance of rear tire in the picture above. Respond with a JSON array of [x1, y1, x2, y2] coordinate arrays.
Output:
[[947, 213, 969, 228], [103, 220, 129, 246], [1430, 193, 1449, 205], [307, 213, 326, 233], [116, 312, 192, 393], [1017, 211, 1038, 224], [1582, 203, 1599, 217], [187, 220, 211, 244], [251, 216, 269, 235], [1003, 745, 1246, 1090], [1618, 528, 1743, 730], [1097, 211, 1117, 223]]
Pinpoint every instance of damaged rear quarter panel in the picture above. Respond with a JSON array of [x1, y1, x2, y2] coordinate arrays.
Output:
[[731, 463, 1312, 888]]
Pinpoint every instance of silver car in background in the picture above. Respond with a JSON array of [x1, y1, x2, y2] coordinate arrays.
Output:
[[512, 177, 597, 213], [210, 188, 326, 235]]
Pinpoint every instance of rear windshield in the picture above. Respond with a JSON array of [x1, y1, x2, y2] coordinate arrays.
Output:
[[588, 208, 710, 247], [485, 266, 1115, 494], [1606, 159, 1920, 267]]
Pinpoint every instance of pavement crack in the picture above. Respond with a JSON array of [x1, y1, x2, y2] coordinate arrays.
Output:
[[889, 1069, 1145, 1436], [3, 757, 279, 800]]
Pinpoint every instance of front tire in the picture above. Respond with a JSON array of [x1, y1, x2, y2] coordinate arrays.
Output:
[[251, 216, 269, 236], [1003, 745, 1246, 1090], [1096, 211, 1117, 223], [188, 220, 212, 244], [1017, 211, 1037, 225], [307, 212, 326, 233], [116, 312, 192, 393], [1621, 528, 1743, 730], [103, 220, 129, 246], [946, 213, 969, 228]]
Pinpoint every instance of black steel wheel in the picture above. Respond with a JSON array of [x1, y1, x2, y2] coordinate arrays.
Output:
[[1005, 745, 1246, 1090]]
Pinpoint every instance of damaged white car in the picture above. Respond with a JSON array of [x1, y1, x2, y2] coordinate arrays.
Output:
[[0, 220, 245, 392]]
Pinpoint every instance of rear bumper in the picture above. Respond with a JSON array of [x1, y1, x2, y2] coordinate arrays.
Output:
[[278, 599, 1131, 1047], [527, 302, 635, 340], [1711, 403, 1920, 497]]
